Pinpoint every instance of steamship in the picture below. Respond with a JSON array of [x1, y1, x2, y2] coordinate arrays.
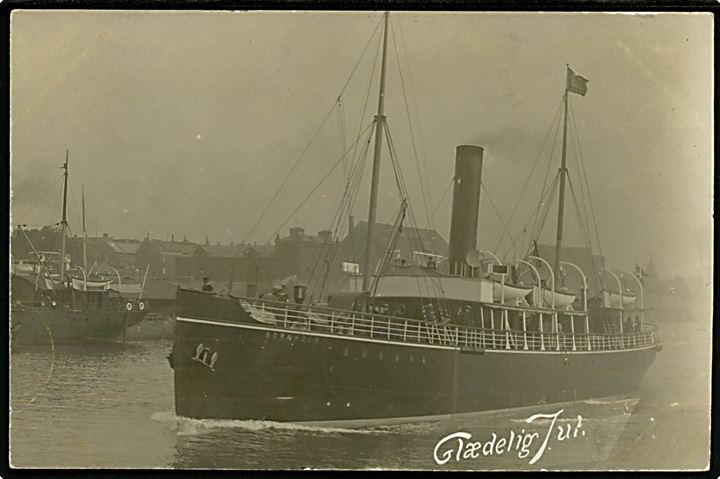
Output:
[[11, 154, 146, 346], [170, 13, 660, 425]]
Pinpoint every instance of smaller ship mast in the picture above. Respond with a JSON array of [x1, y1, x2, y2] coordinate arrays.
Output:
[[362, 11, 390, 292], [82, 184, 87, 291], [59, 150, 69, 282]]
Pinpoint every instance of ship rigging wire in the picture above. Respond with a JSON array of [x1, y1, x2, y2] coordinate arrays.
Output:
[[389, 17, 433, 231], [492, 97, 565, 256], [568, 100, 605, 264], [240, 16, 384, 248], [14, 175, 64, 226]]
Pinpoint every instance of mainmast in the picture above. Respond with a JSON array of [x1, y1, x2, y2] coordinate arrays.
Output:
[[552, 90, 570, 283], [59, 150, 69, 282], [362, 11, 390, 292], [553, 65, 588, 284]]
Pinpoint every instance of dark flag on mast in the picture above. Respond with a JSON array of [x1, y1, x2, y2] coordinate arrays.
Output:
[[566, 66, 589, 96]]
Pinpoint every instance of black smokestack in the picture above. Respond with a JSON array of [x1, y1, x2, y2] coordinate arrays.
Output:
[[448, 145, 484, 276]]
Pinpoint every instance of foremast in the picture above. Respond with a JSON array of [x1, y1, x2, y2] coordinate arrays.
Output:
[[59, 150, 69, 282], [362, 11, 390, 292]]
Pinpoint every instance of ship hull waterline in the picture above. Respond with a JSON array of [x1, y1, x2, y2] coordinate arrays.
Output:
[[11, 309, 146, 346], [172, 310, 657, 425]]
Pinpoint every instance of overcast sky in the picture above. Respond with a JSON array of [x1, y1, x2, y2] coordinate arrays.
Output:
[[10, 10, 713, 284]]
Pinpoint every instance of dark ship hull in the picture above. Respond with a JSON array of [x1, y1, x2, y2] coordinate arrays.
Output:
[[11, 308, 146, 346], [171, 289, 658, 424]]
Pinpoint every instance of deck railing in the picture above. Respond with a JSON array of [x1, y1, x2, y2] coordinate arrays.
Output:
[[229, 297, 659, 353]]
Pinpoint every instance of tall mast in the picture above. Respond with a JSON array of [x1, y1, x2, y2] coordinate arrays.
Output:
[[82, 184, 87, 290], [362, 11, 390, 292], [59, 150, 69, 281], [552, 87, 570, 283]]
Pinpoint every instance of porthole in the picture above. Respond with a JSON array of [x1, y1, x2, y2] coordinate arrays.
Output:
[[378, 352, 384, 360], [361, 350, 367, 359], [422, 356, 426, 364], [343, 348, 349, 357], [395, 353, 400, 362], [409, 355, 414, 363]]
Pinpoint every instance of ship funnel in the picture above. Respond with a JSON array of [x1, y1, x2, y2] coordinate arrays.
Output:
[[448, 145, 484, 276]]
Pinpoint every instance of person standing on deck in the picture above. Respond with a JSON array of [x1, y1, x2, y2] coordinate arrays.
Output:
[[201, 277, 214, 292]]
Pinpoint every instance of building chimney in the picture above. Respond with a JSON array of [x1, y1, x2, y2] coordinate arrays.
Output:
[[103, 232, 109, 239], [349, 215, 355, 235], [318, 230, 331, 240], [289, 227, 304, 238], [448, 145, 484, 276], [171, 234, 175, 243]]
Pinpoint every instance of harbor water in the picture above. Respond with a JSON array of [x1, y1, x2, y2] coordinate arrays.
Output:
[[9, 312, 710, 470]]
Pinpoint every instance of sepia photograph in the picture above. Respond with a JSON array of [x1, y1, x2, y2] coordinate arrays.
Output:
[[8, 9, 713, 470]]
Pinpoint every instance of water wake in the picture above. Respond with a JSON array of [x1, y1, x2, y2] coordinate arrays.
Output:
[[150, 411, 387, 436]]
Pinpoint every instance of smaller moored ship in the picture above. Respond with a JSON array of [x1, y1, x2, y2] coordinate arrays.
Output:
[[11, 152, 146, 346]]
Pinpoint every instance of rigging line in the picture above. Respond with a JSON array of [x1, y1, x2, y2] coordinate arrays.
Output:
[[371, 201, 405, 294], [393, 17, 435, 228], [503, 172, 559, 259], [481, 181, 520, 260], [566, 175, 601, 295], [566, 175, 593, 255], [383, 122, 406, 203], [383, 122, 443, 300], [429, 177, 454, 221], [243, 18, 383, 246], [382, 116, 439, 292], [336, 98, 348, 179], [528, 144, 560, 242], [337, 16, 385, 104], [534, 172, 561, 240], [566, 105, 594, 256], [567, 113, 590, 228], [243, 101, 338, 244], [306, 121, 374, 270], [529, 98, 565, 240], [503, 172, 559, 260], [67, 180, 82, 236], [384, 122, 430, 258], [348, 27, 383, 180], [389, 17, 432, 230], [568, 135, 594, 254], [13, 175, 63, 224], [494, 98, 565, 253], [568, 100, 605, 260], [269, 121, 377, 244], [307, 124, 374, 295]]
